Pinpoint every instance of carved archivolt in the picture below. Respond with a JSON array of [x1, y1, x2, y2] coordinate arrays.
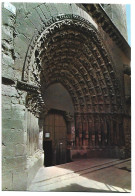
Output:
[[22, 14, 123, 115]]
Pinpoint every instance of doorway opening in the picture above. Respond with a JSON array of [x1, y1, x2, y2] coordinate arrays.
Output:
[[43, 141, 52, 167], [43, 109, 69, 167]]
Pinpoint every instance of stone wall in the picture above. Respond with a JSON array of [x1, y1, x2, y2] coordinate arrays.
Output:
[[98, 24, 130, 104], [2, 2, 97, 190], [101, 4, 128, 41], [2, 84, 28, 190]]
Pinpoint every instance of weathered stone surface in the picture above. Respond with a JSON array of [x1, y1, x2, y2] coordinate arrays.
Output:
[[2, 156, 26, 173], [2, 119, 25, 130], [14, 34, 29, 55], [12, 171, 27, 190], [102, 4, 128, 41], [2, 129, 25, 146], [2, 143, 16, 157], [2, 4, 16, 81], [2, 108, 12, 119], [15, 19, 33, 41], [2, 85, 19, 97], [15, 144, 26, 156], [11, 104, 25, 120], [2, 172, 13, 190], [2, 53, 14, 67], [2, 7, 15, 26], [27, 9, 43, 30], [2, 24, 13, 41]]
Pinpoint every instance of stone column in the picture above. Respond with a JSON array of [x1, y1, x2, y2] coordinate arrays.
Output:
[[82, 114, 89, 147], [75, 114, 81, 148], [88, 115, 93, 147], [65, 112, 75, 149]]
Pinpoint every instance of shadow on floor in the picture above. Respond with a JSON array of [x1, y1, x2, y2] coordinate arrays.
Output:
[[55, 160, 131, 190], [50, 183, 127, 192]]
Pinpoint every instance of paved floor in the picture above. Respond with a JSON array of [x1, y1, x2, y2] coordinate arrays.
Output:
[[28, 158, 131, 192]]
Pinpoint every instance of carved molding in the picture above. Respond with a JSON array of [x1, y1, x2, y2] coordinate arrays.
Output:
[[83, 4, 131, 59], [123, 64, 131, 75], [17, 80, 47, 117], [17, 80, 39, 93], [22, 14, 123, 116]]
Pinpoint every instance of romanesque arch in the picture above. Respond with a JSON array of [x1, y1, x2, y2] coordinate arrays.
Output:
[[21, 14, 125, 155]]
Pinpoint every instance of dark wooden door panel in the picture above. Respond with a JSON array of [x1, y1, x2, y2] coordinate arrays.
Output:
[[44, 110, 67, 166]]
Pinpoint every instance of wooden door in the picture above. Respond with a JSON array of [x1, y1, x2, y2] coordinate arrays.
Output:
[[44, 110, 67, 165], [43, 141, 52, 167]]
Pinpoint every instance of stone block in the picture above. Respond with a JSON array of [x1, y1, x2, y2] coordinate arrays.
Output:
[[2, 156, 27, 172], [2, 52, 14, 67], [11, 2, 24, 10], [52, 3, 72, 15], [2, 95, 12, 104], [13, 55, 26, 73], [2, 172, 13, 190], [2, 119, 25, 130], [28, 9, 43, 30], [52, 3, 64, 15], [2, 85, 19, 97], [2, 24, 13, 42], [2, 143, 16, 158], [71, 3, 80, 15], [24, 18, 38, 37], [2, 65, 14, 80], [62, 3, 73, 14], [11, 104, 25, 120], [36, 6, 47, 22], [2, 129, 26, 146], [24, 2, 40, 11], [13, 69, 22, 81], [15, 19, 33, 41], [65, 3, 72, 14], [47, 3, 58, 17], [11, 96, 19, 104], [40, 3, 52, 19], [14, 34, 29, 55], [12, 171, 27, 190], [2, 7, 15, 26], [2, 108, 12, 119], [15, 144, 26, 156], [2, 39, 14, 52]]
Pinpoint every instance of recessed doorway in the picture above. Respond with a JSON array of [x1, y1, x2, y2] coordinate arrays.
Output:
[[43, 109, 68, 166]]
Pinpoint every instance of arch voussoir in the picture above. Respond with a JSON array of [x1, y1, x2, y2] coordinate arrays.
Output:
[[23, 14, 123, 151]]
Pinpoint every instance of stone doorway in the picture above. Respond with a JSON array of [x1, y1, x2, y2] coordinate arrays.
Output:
[[22, 14, 126, 161], [43, 109, 68, 166]]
